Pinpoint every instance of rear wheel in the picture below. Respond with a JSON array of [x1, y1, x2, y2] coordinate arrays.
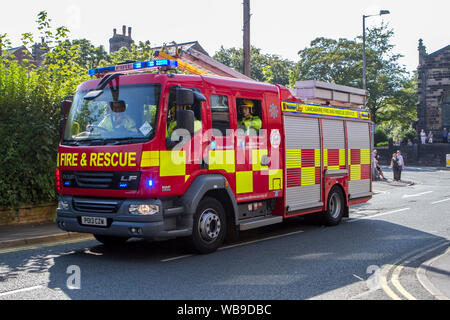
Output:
[[94, 234, 128, 246], [188, 197, 227, 254], [321, 187, 345, 226]]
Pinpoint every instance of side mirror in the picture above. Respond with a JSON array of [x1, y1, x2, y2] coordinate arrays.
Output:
[[59, 118, 66, 141], [176, 87, 194, 106], [60, 100, 72, 117], [193, 91, 207, 102], [176, 109, 195, 138]]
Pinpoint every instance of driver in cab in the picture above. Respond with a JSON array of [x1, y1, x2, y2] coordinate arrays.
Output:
[[97, 101, 137, 132]]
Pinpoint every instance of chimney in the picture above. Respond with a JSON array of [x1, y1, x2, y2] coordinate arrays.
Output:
[[418, 39, 427, 66], [122, 25, 126, 36], [128, 27, 132, 38], [113, 28, 117, 36]]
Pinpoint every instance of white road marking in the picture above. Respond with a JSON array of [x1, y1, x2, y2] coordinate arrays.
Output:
[[161, 230, 305, 262], [347, 208, 410, 223], [0, 285, 43, 297], [431, 198, 450, 205], [219, 230, 305, 251], [402, 191, 433, 198]]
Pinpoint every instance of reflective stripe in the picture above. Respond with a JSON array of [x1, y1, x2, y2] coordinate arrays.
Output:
[[141, 151, 160, 167], [350, 165, 362, 181], [252, 149, 268, 171], [286, 149, 301, 169], [236, 171, 253, 194], [160, 151, 186, 177], [209, 150, 236, 173], [360, 149, 371, 165]]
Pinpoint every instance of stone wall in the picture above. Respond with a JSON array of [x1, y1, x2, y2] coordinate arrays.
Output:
[[417, 40, 450, 135], [376, 144, 450, 167], [0, 203, 57, 226]]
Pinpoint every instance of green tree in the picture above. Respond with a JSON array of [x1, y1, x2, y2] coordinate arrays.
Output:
[[294, 23, 408, 123], [99, 40, 154, 67], [0, 11, 88, 208], [213, 46, 294, 86], [377, 75, 418, 141]]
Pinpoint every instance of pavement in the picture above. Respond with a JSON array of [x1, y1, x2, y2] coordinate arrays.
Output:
[[0, 222, 93, 250], [0, 176, 448, 300]]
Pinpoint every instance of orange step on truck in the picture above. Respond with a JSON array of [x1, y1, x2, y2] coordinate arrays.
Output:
[[56, 59, 372, 253]]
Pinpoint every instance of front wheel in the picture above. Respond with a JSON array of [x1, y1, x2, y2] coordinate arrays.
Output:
[[188, 197, 227, 254], [321, 187, 345, 226]]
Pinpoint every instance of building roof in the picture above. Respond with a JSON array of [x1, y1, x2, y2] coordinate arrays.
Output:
[[428, 44, 450, 58]]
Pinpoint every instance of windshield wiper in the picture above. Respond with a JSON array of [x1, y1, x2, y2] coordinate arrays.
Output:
[[103, 137, 149, 145]]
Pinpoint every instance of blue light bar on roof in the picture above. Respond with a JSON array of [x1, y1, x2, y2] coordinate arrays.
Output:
[[88, 59, 178, 76]]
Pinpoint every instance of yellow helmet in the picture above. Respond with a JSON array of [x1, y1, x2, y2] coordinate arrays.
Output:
[[241, 99, 254, 113]]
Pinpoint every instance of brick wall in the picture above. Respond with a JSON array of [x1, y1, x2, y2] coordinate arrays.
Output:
[[0, 203, 57, 226]]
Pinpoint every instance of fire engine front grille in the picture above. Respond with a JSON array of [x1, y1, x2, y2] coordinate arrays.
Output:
[[72, 197, 123, 213], [62, 171, 141, 190], [75, 172, 114, 189]]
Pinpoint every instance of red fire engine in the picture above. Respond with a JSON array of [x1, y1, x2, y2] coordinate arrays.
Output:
[[56, 59, 372, 253]]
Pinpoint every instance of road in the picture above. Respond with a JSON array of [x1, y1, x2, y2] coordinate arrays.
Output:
[[0, 167, 449, 300]]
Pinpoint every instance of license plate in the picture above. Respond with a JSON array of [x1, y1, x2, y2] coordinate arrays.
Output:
[[81, 216, 107, 227]]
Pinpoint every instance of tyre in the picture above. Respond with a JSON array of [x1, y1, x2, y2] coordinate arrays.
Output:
[[321, 187, 345, 226], [94, 234, 128, 246], [188, 197, 227, 254]]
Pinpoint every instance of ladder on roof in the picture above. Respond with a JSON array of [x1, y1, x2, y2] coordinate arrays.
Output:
[[155, 50, 214, 76]]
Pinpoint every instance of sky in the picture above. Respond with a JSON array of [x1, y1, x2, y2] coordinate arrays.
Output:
[[1, 0, 449, 74]]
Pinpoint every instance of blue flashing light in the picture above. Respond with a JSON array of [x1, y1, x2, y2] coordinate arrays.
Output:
[[147, 179, 154, 188], [88, 59, 178, 76], [119, 183, 128, 188], [64, 181, 71, 186]]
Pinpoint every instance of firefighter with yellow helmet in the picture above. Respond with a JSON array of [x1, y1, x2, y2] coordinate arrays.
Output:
[[239, 99, 262, 135]]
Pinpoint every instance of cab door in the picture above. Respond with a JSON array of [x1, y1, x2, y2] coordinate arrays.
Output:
[[233, 91, 270, 202], [206, 89, 237, 193]]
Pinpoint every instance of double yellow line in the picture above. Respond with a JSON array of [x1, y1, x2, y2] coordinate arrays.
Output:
[[380, 240, 449, 300]]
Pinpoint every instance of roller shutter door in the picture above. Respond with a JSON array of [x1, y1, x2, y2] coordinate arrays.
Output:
[[284, 116, 322, 212], [346, 121, 371, 199], [322, 119, 346, 171]]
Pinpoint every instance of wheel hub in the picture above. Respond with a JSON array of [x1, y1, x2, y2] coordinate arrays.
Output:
[[329, 193, 342, 219], [198, 210, 221, 243]]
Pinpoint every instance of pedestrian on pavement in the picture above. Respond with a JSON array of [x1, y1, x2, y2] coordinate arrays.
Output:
[[443, 128, 448, 143], [428, 131, 434, 144], [397, 150, 405, 181], [420, 129, 427, 144], [373, 150, 386, 180], [391, 153, 400, 181]]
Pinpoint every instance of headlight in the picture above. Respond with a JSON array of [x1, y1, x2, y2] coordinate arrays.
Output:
[[129, 204, 159, 216], [58, 200, 69, 210]]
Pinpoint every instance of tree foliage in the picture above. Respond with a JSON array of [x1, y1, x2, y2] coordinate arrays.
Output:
[[294, 23, 410, 125], [213, 46, 295, 86], [0, 12, 89, 208]]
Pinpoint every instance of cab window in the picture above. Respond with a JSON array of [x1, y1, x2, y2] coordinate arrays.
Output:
[[210, 95, 231, 136], [236, 98, 263, 136], [166, 86, 203, 139]]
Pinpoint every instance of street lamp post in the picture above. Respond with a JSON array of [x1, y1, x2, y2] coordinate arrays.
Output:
[[362, 10, 390, 92]]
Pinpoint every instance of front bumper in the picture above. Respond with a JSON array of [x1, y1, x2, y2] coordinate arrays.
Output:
[[56, 196, 191, 239]]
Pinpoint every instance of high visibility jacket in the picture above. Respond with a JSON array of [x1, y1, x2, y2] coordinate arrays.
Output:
[[166, 120, 202, 138], [99, 114, 136, 131], [240, 115, 262, 135]]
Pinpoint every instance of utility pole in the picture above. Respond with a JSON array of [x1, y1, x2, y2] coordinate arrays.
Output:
[[243, 0, 251, 77]]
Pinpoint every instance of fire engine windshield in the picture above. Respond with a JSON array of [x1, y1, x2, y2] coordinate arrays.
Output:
[[63, 84, 161, 145]]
